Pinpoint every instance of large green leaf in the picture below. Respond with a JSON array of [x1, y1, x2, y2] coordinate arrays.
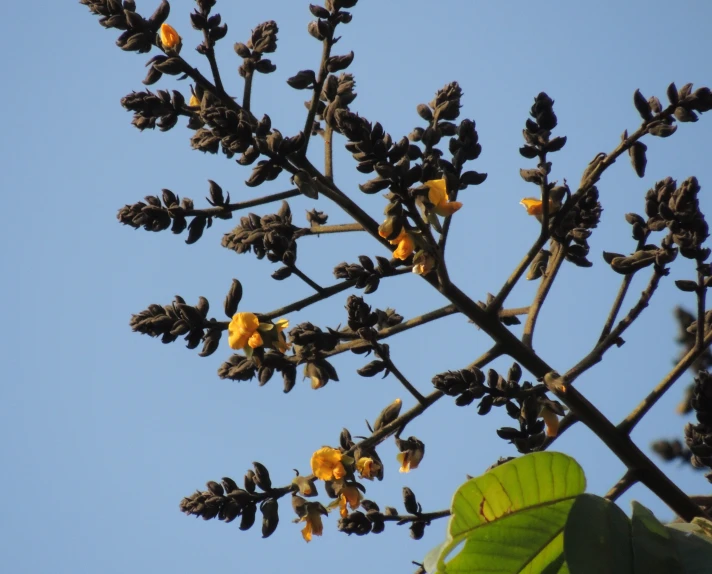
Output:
[[667, 519, 712, 574], [631, 501, 682, 574], [564, 494, 633, 574], [433, 452, 585, 573]]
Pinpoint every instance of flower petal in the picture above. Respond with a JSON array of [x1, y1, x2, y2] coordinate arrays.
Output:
[[425, 179, 447, 206], [520, 198, 544, 216], [434, 201, 462, 217]]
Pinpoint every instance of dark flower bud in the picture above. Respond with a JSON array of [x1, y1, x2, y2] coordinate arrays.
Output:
[[260, 499, 279, 538]]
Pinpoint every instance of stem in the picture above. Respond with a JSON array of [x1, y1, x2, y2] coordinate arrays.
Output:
[[301, 223, 363, 235], [522, 241, 565, 348], [202, 30, 225, 97], [605, 470, 638, 502], [382, 509, 451, 523], [183, 188, 301, 218], [242, 71, 254, 113], [301, 38, 332, 155], [288, 265, 324, 293], [619, 328, 712, 434], [599, 238, 647, 342], [564, 265, 664, 385], [697, 262, 706, 351], [375, 345, 428, 405], [324, 125, 334, 181], [488, 235, 549, 312], [262, 278, 356, 321]]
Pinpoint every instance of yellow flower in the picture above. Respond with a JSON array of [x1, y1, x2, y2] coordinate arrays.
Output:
[[248, 331, 263, 349], [311, 447, 346, 481], [396, 450, 424, 473], [389, 229, 415, 261], [338, 484, 362, 518], [300, 504, 325, 542], [228, 312, 260, 350], [425, 179, 462, 217], [189, 94, 200, 107], [520, 187, 565, 220], [274, 318, 290, 353], [540, 405, 560, 437], [356, 457, 380, 480], [159, 23, 181, 50], [520, 198, 546, 216]]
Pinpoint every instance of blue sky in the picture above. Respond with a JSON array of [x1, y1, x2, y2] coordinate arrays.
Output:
[[2, 1, 712, 572]]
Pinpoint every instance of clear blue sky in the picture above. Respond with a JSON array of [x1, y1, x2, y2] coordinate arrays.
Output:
[[2, 1, 712, 572]]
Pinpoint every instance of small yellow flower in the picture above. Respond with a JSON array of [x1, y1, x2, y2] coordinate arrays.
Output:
[[425, 179, 463, 217], [389, 229, 415, 260], [300, 504, 325, 542], [396, 450, 424, 473], [274, 318, 290, 353], [159, 23, 181, 50], [228, 312, 260, 350], [540, 405, 560, 437], [311, 447, 346, 481], [248, 331, 263, 349], [520, 198, 546, 216], [356, 457, 380, 480], [338, 484, 362, 518], [189, 93, 200, 107]]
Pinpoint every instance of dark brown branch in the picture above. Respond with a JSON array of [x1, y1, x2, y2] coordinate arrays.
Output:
[[564, 265, 665, 385], [300, 223, 363, 235], [288, 265, 324, 293], [618, 328, 712, 434], [184, 188, 301, 218], [263, 278, 357, 320], [696, 262, 707, 351], [383, 509, 451, 523], [604, 470, 639, 502], [242, 70, 254, 113], [300, 37, 332, 155], [375, 345, 428, 405], [522, 241, 566, 348], [324, 125, 334, 181], [201, 30, 226, 97]]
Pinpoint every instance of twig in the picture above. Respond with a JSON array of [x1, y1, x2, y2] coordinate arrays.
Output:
[[696, 262, 707, 351], [324, 125, 334, 181], [301, 38, 332, 155], [522, 241, 566, 348], [604, 470, 639, 502], [375, 345, 428, 405], [183, 188, 301, 218], [201, 30, 225, 97], [382, 509, 451, 524], [618, 328, 712, 434], [300, 223, 363, 235], [288, 264, 325, 293], [242, 70, 254, 113], [564, 265, 665, 385]]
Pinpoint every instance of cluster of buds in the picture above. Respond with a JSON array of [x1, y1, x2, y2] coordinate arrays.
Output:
[[676, 307, 712, 373], [130, 295, 223, 357], [333, 255, 397, 294], [121, 88, 189, 132], [190, 3, 229, 54], [222, 201, 299, 265], [180, 462, 288, 537], [234, 21, 278, 77], [643, 176, 709, 259], [432, 363, 563, 452], [685, 371, 712, 481]]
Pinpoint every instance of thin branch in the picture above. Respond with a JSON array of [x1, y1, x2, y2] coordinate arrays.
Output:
[[697, 262, 707, 351], [184, 188, 301, 218], [324, 125, 334, 181], [618, 328, 712, 435], [564, 265, 665, 385], [375, 345, 428, 405], [382, 509, 451, 524], [300, 223, 363, 235], [288, 264, 325, 293], [604, 470, 639, 502], [201, 30, 225, 97], [242, 70, 254, 113], [301, 38, 332, 155], [263, 278, 357, 321], [522, 241, 566, 348]]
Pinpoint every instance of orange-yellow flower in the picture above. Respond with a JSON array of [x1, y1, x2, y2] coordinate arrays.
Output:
[[274, 318, 290, 353], [356, 457, 380, 480], [160, 23, 181, 50], [338, 484, 362, 518], [541, 405, 560, 437], [228, 312, 260, 350], [397, 449, 424, 473], [425, 179, 462, 217], [389, 229, 415, 260], [300, 504, 325, 542], [189, 93, 200, 107], [311, 447, 346, 481]]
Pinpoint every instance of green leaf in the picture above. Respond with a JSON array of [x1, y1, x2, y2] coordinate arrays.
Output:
[[667, 520, 712, 574], [434, 452, 585, 573], [564, 494, 633, 574], [631, 501, 681, 574]]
